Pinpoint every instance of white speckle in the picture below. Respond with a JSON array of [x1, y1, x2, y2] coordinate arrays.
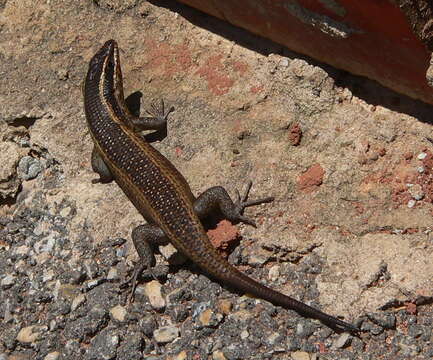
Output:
[[279, 58, 289, 67], [408, 184, 424, 201], [417, 152, 427, 160], [240, 330, 249, 339], [407, 200, 416, 208], [417, 166, 425, 173]]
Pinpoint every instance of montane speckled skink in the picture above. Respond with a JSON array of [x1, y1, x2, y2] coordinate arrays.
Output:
[[83, 39, 358, 333]]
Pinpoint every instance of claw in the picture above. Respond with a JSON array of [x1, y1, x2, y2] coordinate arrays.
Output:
[[233, 180, 274, 226], [241, 180, 253, 203], [120, 262, 146, 304], [234, 188, 241, 206], [243, 196, 274, 208], [121, 263, 161, 304], [146, 99, 174, 122]]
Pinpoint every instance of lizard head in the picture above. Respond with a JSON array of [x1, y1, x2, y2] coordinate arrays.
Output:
[[86, 39, 124, 101]]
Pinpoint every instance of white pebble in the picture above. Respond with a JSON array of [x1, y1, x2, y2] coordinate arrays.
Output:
[[407, 200, 416, 208]]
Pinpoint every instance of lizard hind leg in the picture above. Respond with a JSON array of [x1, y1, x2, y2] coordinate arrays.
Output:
[[125, 224, 169, 302], [193, 180, 274, 227]]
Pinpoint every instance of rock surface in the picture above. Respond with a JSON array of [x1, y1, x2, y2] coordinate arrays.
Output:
[[0, 1, 432, 359]]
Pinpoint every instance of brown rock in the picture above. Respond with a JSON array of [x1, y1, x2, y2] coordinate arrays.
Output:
[[298, 164, 325, 192]]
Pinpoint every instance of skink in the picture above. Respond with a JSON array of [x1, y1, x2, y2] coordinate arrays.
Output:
[[83, 39, 357, 333]]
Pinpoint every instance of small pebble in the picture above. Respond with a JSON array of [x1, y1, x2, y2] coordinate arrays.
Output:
[[296, 321, 315, 338], [34, 236, 56, 254], [59, 206, 72, 217], [57, 69, 69, 80], [173, 351, 187, 360], [86, 279, 104, 291], [168, 305, 189, 322], [333, 333, 351, 349], [48, 319, 57, 331], [15, 245, 30, 256], [280, 58, 289, 67], [84, 259, 100, 279], [240, 330, 249, 340], [212, 350, 227, 360], [110, 305, 127, 322], [197, 308, 223, 328], [291, 351, 310, 360], [192, 302, 209, 318], [159, 243, 186, 265], [4, 301, 12, 323], [115, 247, 127, 257], [417, 152, 427, 160], [1, 274, 16, 289], [408, 184, 424, 201], [248, 253, 268, 266], [69, 268, 86, 285], [71, 294, 86, 311], [153, 325, 179, 343], [42, 269, 55, 283], [268, 265, 280, 282], [287, 338, 301, 351], [217, 299, 233, 315], [228, 308, 254, 322], [417, 166, 425, 173], [407, 200, 416, 208], [144, 280, 166, 310], [17, 156, 43, 180], [106, 267, 119, 280], [14, 260, 27, 274], [16, 325, 47, 343], [407, 315, 417, 325], [265, 332, 283, 346], [44, 352, 61, 360], [87, 330, 119, 359]]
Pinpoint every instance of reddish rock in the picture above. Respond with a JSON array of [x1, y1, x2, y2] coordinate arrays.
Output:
[[178, 0, 433, 104], [288, 122, 302, 146], [207, 220, 241, 257], [298, 163, 325, 192]]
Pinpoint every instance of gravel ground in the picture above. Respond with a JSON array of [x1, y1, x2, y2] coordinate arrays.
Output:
[[1, 1, 433, 359]]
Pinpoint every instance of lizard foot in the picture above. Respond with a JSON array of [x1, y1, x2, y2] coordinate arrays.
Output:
[[234, 180, 274, 227]]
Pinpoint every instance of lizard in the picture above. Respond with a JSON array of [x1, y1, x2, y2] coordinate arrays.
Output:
[[83, 39, 358, 333]]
